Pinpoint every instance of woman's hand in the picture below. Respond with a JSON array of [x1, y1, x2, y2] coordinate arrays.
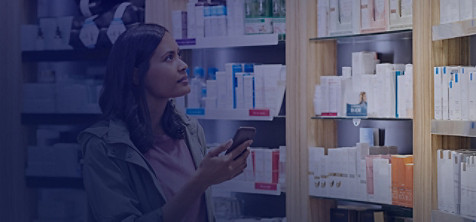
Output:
[[194, 139, 253, 189]]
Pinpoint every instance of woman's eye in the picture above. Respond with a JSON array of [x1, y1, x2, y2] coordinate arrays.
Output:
[[165, 55, 174, 61]]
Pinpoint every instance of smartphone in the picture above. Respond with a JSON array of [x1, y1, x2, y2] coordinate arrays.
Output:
[[225, 126, 256, 156]]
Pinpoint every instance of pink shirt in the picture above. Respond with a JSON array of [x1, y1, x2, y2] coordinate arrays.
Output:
[[144, 134, 207, 222]]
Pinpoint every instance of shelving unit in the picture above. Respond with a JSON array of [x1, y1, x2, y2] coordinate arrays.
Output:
[[213, 181, 282, 196], [310, 29, 412, 41], [431, 120, 476, 137], [176, 33, 280, 49], [432, 19, 476, 41]]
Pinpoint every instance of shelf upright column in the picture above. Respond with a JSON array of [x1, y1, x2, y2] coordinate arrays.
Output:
[[287, 0, 337, 221], [413, 1, 470, 222]]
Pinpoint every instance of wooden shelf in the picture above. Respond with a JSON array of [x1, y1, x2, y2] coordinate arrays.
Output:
[[432, 19, 476, 41], [431, 120, 476, 137], [176, 33, 280, 49], [22, 49, 110, 62], [25, 176, 83, 189], [21, 113, 101, 125], [310, 29, 412, 41]]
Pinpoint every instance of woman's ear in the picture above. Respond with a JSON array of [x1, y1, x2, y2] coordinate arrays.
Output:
[[133, 68, 140, 85]]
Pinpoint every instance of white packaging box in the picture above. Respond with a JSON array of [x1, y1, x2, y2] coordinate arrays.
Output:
[[329, 0, 356, 36], [235, 72, 245, 109], [314, 85, 323, 115], [360, 128, 376, 146], [397, 64, 413, 118], [460, 67, 471, 120], [440, 0, 460, 24], [438, 150, 461, 214], [451, 151, 463, 214], [341, 76, 354, 115], [449, 70, 462, 120], [279, 146, 286, 188], [469, 72, 476, 120], [360, 0, 388, 33], [253, 148, 265, 183], [243, 75, 255, 109], [26, 144, 81, 178], [327, 76, 343, 116], [437, 150, 447, 212], [56, 84, 89, 113], [345, 147, 358, 200], [217, 70, 234, 109], [352, 51, 378, 76], [442, 67, 453, 120], [244, 148, 255, 181], [206, 79, 218, 99], [355, 158, 368, 201], [309, 147, 325, 196], [373, 158, 392, 204], [460, 156, 476, 218], [389, 0, 413, 30], [459, 0, 474, 21], [257, 64, 286, 115], [195, 4, 205, 38], [404, 64, 414, 118], [376, 63, 397, 118], [23, 83, 56, 113], [187, 3, 196, 39], [320, 77, 330, 115], [227, 0, 245, 36], [435, 67, 443, 120], [317, 0, 329, 37], [172, 10, 187, 39], [327, 148, 338, 198], [320, 154, 330, 197]]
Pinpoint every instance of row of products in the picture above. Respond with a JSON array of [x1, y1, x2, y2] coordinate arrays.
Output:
[[434, 66, 476, 121], [317, 0, 413, 38], [21, 0, 144, 51], [172, 0, 285, 40], [439, 0, 476, 24], [437, 149, 476, 219], [314, 52, 413, 118], [184, 63, 286, 117], [309, 143, 414, 208]]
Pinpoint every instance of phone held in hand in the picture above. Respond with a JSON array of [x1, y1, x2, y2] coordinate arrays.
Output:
[[225, 126, 256, 156]]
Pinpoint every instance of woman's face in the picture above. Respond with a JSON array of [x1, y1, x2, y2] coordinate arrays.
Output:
[[143, 32, 190, 101]]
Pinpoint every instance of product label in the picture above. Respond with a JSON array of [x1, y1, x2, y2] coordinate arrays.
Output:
[[249, 109, 270, 116]]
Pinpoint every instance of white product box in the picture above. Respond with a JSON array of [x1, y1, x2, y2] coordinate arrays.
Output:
[[460, 156, 476, 218], [440, 0, 460, 24], [226, 63, 243, 109], [243, 75, 255, 109], [435, 67, 443, 120], [172, 10, 187, 39], [327, 76, 343, 116], [317, 0, 329, 37], [320, 77, 330, 115], [352, 51, 378, 76], [244, 18, 273, 34], [329, 0, 358, 36], [23, 83, 56, 113], [376, 64, 397, 117], [227, 0, 245, 36], [360, 0, 388, 33], [459, 0, 475, 21], [187, 2, 196, 38], [372, 158, 392, 204], [460, 67, 471, 120], [314, 85, 323, 115], [195, 4, 205, 38], [469, 72, 476, 120], [235, 72, 245, 109], [216, 71, 232, 109], [327, 148, 339, 198], [442, 67, 454, 120], [389, 0, 413, 30], [309, 147, 325, 197], [449, 70, 462, 120]]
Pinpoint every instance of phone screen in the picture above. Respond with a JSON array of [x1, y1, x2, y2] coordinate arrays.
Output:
[[225, 127, 256, 155]]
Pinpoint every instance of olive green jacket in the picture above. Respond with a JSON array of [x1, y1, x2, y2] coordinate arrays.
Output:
[[77, 114, 214, 222]]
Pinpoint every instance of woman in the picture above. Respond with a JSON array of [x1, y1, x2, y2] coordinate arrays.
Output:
[[78, 24, 252, 222]]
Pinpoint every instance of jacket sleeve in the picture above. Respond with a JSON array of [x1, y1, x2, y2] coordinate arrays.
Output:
[[81, 135, 164, 222], [196, 122, 208, 156]]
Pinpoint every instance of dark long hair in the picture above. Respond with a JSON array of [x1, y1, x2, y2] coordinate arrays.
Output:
[[99, 24, 186, 153]]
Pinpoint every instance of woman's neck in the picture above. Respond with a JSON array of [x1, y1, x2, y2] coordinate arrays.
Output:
[[147, 97, 168, 136]]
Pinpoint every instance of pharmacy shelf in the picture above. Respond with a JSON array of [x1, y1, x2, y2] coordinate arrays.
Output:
[[25, 176, 83, 189], [432, 19, 476, 41], [22, 48, 110, 62], [187, 109, 277, 121], [21, 113, 101, 125], [176, 33, 279, 49], [431, 210, 476, 222], [212, 180, 281, 195], [310, 29, 412, 41], [312, 116, 413, 121], [431, 120, 476, 137], [311, 196, 413, 218]]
